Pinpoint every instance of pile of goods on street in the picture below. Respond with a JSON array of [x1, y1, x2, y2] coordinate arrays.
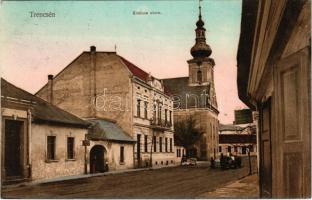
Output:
[[210, 155, 242, 170]]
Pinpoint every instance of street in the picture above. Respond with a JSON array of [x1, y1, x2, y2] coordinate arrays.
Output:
[[2, 158, 257, 198]]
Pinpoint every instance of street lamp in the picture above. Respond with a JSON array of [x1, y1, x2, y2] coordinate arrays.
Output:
[[82, 136, 90, 174]]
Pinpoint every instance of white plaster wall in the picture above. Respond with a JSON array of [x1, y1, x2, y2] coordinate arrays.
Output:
[[174, 146, 186, 163], [31, 124, 87, 180], [88, 140, 134, 171], [134, 126, 176, 167], [218, 144, 257, 157]]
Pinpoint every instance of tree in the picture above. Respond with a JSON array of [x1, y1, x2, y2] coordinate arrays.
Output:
[[174, 116, 203, 154]]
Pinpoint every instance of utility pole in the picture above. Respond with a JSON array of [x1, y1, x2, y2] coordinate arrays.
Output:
[[248, 145, 252, 175], [150, 133, 154, 168], [82, 135, 90, 174]]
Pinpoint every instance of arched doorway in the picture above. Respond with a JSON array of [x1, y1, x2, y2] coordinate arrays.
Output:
[[90, 145, 106, 173]]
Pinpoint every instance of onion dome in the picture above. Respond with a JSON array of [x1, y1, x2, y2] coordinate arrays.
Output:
[[190, 5, 212, 58], [191, 42, 212, 58]]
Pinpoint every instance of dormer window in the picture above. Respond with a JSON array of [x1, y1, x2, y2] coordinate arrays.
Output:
[[197, 70, 202, 83]]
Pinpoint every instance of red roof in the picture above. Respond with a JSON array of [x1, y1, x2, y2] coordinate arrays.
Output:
[[118, 56, 172, 97], [118, 56, 151, 82]]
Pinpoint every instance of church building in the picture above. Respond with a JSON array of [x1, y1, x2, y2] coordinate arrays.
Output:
[[162, 4, 219, 160]]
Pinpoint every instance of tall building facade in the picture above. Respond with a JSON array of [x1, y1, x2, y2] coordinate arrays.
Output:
[[36, 47, 176, 169], [163, 4, 219, 160]]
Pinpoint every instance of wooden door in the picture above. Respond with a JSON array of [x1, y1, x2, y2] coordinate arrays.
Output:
[[4, 120, 23, 178], [137, 134, 141, 167], [274, 47, 310, 198], [259, 99, 272, 198], [90, 145, 105, 173]]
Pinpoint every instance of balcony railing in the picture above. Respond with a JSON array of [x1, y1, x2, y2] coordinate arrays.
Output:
[[150, 118, 172, 130]]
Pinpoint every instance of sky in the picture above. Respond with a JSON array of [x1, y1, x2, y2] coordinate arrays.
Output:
[[0, 0, 247, 124]]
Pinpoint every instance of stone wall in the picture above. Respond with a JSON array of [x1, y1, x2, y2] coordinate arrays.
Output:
[[36, 52, 133, 137], [36, 53, 94, 118], [174, 109, 219, 160]]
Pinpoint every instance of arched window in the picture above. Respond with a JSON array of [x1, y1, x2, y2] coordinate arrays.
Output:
[[197, 70, 202, 83]]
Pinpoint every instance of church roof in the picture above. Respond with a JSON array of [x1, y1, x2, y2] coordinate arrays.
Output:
[[87, 119, 135, 143], [162, 77, 217, 112], [1, 78, 90, 128]]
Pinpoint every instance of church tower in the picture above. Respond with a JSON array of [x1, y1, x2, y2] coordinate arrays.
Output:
[[188, 3, 218, 109], [162, 1, 219, 160]]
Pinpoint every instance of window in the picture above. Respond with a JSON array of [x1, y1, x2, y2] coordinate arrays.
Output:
[[219, 146, 222, 152], [144, 101, 148, 119], [197, 70, 202, 83], [120, 146, 124, 163], [169, 111, 172, 124], [234, 146, 238, 152], [159, 137, 162, 152], [228, 146, 231, 153], [153, 104, 157, 119], [242, 146, 247, 154], [165, 109, 168, 122], [158, 104, 162, 121], [137, 99, 141, 117], [137, 134, 141, 153], [47, 136, 56, 160], [170, 138, 173, 152], [67, 137, 74, 159], [153, 136, 157, 152], [250, 146, 254, 152], [144, 135, 148, 152], [165, 137, 168, 152], [177, 149, 182, 157]]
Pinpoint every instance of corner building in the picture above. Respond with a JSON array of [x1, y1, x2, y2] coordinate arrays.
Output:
[[36, 47, 175, 168]]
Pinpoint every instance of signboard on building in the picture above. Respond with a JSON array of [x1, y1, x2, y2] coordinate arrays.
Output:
[[234, 109, 253, 124], [82, 140, 90, 146]]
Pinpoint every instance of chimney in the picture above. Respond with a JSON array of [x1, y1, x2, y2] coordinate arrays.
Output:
[[47, 74, 54, 104], [147, 72, 152, 85], [89, 46, 97, 117], [90, 45, 96, 53]]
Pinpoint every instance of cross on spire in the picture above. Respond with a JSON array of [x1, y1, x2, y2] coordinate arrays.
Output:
[[199, 0, 202, 17]]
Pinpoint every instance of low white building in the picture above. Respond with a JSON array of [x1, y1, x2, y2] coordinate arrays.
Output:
[[218, 124, 257, 157], [1, 78, 90, 183], [87, 119, 135, 172]]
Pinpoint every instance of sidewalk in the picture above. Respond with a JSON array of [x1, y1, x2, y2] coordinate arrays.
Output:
[[199, 173, 259, 198], [2, 164, 179, 189]]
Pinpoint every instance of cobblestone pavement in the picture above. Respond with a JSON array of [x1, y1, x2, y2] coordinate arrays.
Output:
[[198, 173, 259, 198], [2, 157, 257, 199]]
